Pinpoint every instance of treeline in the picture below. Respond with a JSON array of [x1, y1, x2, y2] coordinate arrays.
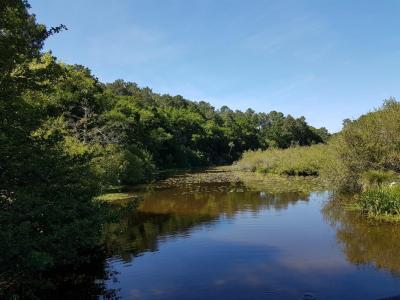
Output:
[[37, 66, 329, 186], [0, 0, 328, 297]]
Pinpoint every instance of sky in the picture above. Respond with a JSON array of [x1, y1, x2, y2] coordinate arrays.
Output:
[[30, 0, 400, 132]]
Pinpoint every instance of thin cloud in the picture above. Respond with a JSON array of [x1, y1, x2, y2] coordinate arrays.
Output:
[[87, 26, 183, 66], [242, 15, 325, 55]]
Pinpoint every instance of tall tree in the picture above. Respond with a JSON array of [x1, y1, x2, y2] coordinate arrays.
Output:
[[0, 2, 105, 297]]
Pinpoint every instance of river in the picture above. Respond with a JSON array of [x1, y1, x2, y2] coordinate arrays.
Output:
[[98, 168, 400, 300]]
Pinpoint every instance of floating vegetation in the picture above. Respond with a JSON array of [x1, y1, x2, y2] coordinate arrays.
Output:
[[236, 171, 330, 194], [96, 192, 137, 202], [128, 166, 330, 197]]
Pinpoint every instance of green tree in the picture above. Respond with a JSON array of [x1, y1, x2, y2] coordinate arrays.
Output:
[[0, 1, 106, 297]]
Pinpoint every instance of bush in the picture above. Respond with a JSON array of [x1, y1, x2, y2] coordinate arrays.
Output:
[[331, 98, 400, 191], [0, 137, 106, 298], [90, 144, 155, 187], [120, 145, 155, 185], [360, 185, 400, 217], [90, 144, 126, 188]]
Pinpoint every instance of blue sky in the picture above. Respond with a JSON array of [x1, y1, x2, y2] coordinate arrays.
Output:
[[30, 0, 400, 132]]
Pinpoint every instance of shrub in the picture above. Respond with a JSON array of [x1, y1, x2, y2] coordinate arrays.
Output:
[[120, 145, 155, 185], [331, 98, 400, 191]]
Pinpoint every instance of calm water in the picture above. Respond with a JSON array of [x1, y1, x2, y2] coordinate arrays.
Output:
[[100, 168, 400, 300]]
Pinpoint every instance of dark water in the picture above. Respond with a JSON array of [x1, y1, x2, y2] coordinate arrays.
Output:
[[100, 169, 400, 300]]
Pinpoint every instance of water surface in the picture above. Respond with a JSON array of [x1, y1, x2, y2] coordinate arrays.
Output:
[[101, 168, 400, 300]]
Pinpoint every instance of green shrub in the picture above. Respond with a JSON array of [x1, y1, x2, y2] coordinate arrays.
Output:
[[360, 185, 400, 217], [331, 98, 400, 191], [90, 144, 126, 187], [120, 145, 155, 185]]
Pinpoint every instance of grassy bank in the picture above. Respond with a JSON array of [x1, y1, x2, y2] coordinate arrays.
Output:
[[358, 185, 400, 222], [234, 144, 332, 177]]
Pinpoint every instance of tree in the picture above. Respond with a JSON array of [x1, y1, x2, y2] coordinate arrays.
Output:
[[0, 2, 105, 297]]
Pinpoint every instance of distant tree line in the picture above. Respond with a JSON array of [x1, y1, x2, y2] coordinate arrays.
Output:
[[42, 69, 329, 186]]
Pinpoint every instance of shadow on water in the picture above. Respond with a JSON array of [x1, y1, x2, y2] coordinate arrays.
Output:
[[2, 251, 120, 300]]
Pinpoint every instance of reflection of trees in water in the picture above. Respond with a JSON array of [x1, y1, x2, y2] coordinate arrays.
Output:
[[323, 196, 400, 275], [2, 251, 119, 300], [103, 211, 217, 262], [140, 189, 310, 216], [103, 189, 311, 263], [260, 192, 310, 211]]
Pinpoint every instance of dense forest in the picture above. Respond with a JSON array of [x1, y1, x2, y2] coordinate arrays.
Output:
[[0, 1, 329, 297], [22, 66, 330, 186]]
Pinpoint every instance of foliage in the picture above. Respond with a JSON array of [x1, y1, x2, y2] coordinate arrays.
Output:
[[20, 60, 328, 186], [0, 1, 107, 297], [235, 99, 400, 200], [330, 98, 400, 191], [361, 170, 397, 189], [360, 185, 400, 218], [98, 83, 328, 169], [235, 144, 332, 177]]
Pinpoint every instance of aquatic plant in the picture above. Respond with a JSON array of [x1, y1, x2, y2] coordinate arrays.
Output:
[[360, 185, 400, 218]]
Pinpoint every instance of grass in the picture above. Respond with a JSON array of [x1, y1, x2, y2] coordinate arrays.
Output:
[[95, 192, 135, 202], [234, 144, 332, 177], [359, 185, 400, 220], [324, 185, 400, 223]]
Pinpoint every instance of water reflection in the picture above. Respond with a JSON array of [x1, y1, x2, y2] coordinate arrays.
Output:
[[13, 171, 400, 300], [98, 170, 400, 299], [10, 169, 400, 299], [103, 181, 311, 263], [101, 170, 400, 299], [323, 195, 400, 275]]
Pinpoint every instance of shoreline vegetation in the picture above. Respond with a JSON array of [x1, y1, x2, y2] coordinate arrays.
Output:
[[235, 99, 400, 222]]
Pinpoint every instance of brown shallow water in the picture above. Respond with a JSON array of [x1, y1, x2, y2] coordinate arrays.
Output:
[[100, 168, 400, 300]]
